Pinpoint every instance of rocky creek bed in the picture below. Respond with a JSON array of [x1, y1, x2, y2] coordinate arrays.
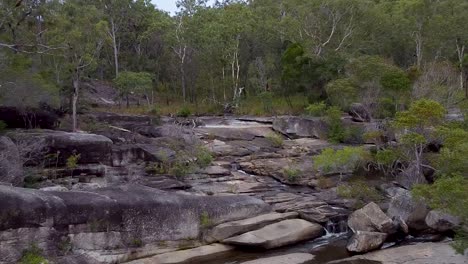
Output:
[[0, 113, 466, 264]]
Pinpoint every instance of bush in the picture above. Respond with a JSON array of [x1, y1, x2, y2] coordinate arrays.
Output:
[[19, 245, 48, 264], [314, 147, 366, 177], [305, 102, 327, 116], [325, 107, 345, 143], [265, 132, 284, 147], [283, 168, 301, 182], [177, 106, 192, 117], [337, 180, 384, 207], [0, 120, 7, 133], [169, 160, 195, 178], [195, 147, 213, 168], [200, 211, 213, 228]]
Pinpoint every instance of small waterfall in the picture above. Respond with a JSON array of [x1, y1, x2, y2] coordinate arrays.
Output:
[[324, 216, 349, 236]]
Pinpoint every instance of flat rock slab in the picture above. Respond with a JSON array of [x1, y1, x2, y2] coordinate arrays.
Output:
[[127, 244, 234, 264], [329, 242, 467, 264], [241, 253, 315, 264], [223, 219, 324, 249], [207, 212, 298, 242]]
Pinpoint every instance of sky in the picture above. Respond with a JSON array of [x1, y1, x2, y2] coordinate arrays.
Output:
[[152, 0, 215, 15]]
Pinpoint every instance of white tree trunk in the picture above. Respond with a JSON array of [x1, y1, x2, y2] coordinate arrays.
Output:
[[72, 78, 79, 132], [110, 18, 119, 78]]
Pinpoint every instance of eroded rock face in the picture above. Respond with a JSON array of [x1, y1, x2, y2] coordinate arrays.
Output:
[[223, 219, 324, 249], [273, 116, 327, 139], [0, 136, 23, 186], [8, 130, 113, 166], [348, 202, 394, 234], [387, 189, 430, 231], [346, 231, 387, 253], [425, 210, 460, 232], [0, 184, 270, 263]]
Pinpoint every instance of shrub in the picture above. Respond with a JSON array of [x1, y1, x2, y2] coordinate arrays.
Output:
[[314, 147, 366, 177], [195, 147, 213, 168], [177, 106, 192, 117], [169, 160, 195, 178], [283, 168, 301, 182], [325, 106, 345, 143], [19, 245, 48, 264], [337, 180, 384, 207], [0, 120, 7, 133], [305, 101, 327, 116], [266, 132, 284, 147], [200, 211, 213, 228]]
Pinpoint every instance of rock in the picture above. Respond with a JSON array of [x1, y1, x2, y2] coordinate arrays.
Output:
[[203, 166, 230, 176], [330, 242, 467, 264], [0, 136, 23, 186], [127, 244, 234, 264], [8, 130, 113, 166], [241, 253, 315, 264], [348, 202, 394, 234], [346, 231, 387, 253], [0, 184, 270, 254], [395, 163, 428, 189], [223, 219, 324, 249], [425, 210, 460, 232], [348, 103, 372, 122], [387, 189, 430, 231], [272, 116, 327, 139], [0, 106, 59, 129], [207, 212, 298, 242], [40, 186, 68, 192], [206, 139, 252, 157], [69, 232, 123, 250]]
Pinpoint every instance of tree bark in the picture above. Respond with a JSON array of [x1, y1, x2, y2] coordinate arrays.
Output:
[[72, 77, 79, 132]]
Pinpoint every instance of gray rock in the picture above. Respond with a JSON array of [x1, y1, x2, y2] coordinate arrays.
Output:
[[348, 202, 394, 234], [387, 189, 430, 231], [69, 232, 123, 250], [346, 231, 387, 253], [127, 244, 234, 264], [395, 163, 428, 189], [40, 186, 69, 192], [8, 130, 113, 166], [425, 210, 461, 232], [207, 212, 298, 242], [0, 136, 23, 186], [223, 219, 324, 249], [241, 253, 315, 264], [331, 242, 467, 264], [203, 166, 230, 176], [272, 116, 327, 139]]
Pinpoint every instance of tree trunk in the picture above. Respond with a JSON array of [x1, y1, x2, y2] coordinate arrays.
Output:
[[110, 18, 119, 78], [72, 78, 80, 132]]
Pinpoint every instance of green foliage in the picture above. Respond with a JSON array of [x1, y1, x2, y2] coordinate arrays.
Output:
[[325, 78, 357, 110], [325, 106, 345, 143], [283, 168, 301, 182], [0, 121, 7, 133], [305, 102, 327, 117], [374, 149, 398, 167], [169, 160, 196, 178], [19, 245, 48, 264], [176, 106, 192, 117], [200, 211, 213, 228], [114, 71, 153, 104], [380, 68, 411, 92], [265, 132, 284, 147], [393, 99, 446, 129], [337, 180, 384, 207], [66, 154, 80, 170], [314, 147, 366, 176], [194, 147, 213, 168]]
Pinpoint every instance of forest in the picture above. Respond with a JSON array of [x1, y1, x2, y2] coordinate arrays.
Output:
[[0, 0, 467, 262]]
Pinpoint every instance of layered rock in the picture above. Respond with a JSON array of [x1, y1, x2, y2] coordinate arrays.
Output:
[[346, 231, 387, 253], [241, 253, 315, 264], [348, 202, 394, 234], [273, 116, 327, 139], [387, 189, 430, 231], [223, 219, 323, 249], [0, 136, 23, 186], [425, 210, 460, 232]]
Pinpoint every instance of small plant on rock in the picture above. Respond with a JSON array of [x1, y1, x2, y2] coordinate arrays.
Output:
[[200, 211, 213, 228], [283, 168, 301, 182], [19, 244, 48, 264], [266, 132, 284, 148], [176, 106, 191, 117], [66, 153, 80, 177], [305, 101, 327, 116], [195, 147, 213, 168]]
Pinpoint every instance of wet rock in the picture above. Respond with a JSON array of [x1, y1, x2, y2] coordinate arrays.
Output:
[[331, 242, 467, 264], [273, 116, 327, 139], [241, 253, 315, 264], [346, 231, 387, 253], [348, 103, 372, 122], [0, 136, 23, 186], [348, 202, 394, 234], [425, 210, 460, 232], [387, 189, 430, 231], [127, 244, 234, 264], [207, 212, 298, 242], [223, 219, 324, 249]]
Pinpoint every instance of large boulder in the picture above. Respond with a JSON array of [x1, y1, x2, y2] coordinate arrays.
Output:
[[346, 231, 387, 253], [387, 189, 430, 231], [223, 219, 324, 249], [0, 136, 23, 186], [0, 184, 270, 263], [348, 103, 372, 122], [206, 212, 298, 242], [348, 202, 394, 234], [8, 130, 113, 166], [425, 210, 461, 232], [272, 116, 327, 139]]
